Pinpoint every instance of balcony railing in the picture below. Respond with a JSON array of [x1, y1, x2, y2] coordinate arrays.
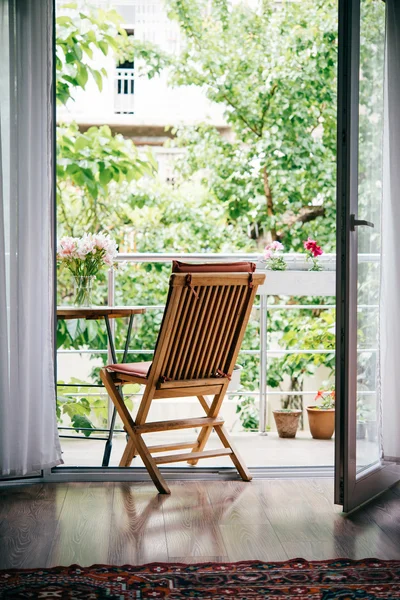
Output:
[[58, 252, 381, 436], [114, 253, 337, 433]]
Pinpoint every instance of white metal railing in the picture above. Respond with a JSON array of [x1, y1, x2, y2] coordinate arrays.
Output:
[[114, 68, 135, 114], [109, 253, 337, 433], [58, 252, 379, 433]]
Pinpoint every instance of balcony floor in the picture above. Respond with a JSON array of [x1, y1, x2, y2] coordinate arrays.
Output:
[[60, 430, 380, 470], [60, 431, 336, 468]]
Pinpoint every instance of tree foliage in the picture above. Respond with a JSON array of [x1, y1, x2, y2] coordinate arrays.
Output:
[[131, 0, 338, 249], [56, 2, 125, 105], [57, 123, 156, 234]]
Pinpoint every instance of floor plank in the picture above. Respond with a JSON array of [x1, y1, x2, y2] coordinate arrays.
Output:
[[1, 478, 400, 568], [219, 522, 287, 562], [108, 483, 168, 564], [162, 482, 228, 558], [352, 489, 400, 555], [205, 480, 272, 524], [0, 484, 68, 569], [282, 540, 348, 561], [47, 483, 114, 567]]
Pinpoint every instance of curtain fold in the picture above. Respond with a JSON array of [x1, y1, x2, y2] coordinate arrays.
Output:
[[380, 0, 400, 463], [0, 0, 63, 476]]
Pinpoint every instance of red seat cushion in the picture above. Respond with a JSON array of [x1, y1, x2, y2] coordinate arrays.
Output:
[[172, 260, 256, 273], [106, 361, 152, 378]]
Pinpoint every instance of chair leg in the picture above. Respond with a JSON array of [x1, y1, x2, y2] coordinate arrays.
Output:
[[120, 437, 136, 467], [134, 433, 171, 494], [187, 389, 227, 466], [214, 424, 252, 482], [100, 369, 170, 494], [189, 395, 252, 482], [122, 383, 158, 463]]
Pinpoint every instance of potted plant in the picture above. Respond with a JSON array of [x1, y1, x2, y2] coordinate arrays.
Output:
[[307, 388, 335, 439], [273, 408, 302, 438]]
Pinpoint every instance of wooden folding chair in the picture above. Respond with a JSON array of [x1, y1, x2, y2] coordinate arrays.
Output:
[[100, 262, 265, 494]]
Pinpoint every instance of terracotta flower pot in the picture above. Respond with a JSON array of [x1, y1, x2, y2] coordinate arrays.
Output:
[[307, 406, 335, 439], [273, 409, 302, 438]]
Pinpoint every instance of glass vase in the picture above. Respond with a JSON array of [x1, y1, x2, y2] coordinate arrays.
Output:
[[74, 276, 95, 307]]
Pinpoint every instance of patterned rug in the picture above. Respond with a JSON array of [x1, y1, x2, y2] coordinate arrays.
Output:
[[1, 559, 400, 599]]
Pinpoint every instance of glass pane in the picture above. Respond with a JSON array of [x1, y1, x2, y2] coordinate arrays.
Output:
[[356, 0, 386, 475]]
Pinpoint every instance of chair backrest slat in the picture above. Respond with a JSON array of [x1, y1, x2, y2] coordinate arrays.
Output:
[[203, 285, 236, 378], [184, 285, 215, 380], [151, 271, 265, 384], [174, 285, 205, 380], [213, 284, 247, 376], [165, 286, 193, 380], [196, 285, 228, 378], [188, 285, 219, 380]]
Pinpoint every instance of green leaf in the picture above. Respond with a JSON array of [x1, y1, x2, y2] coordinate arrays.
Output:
[[98, 41, 108, 55], [65, 319, 78, 339], [91, 69, 103, 91], [74, 136, 89, 151], [76, 65, 88, 88], [65, 51, 76, 64], [71, 414, 95, 437], [56, 16, 73, 26], [62, 74, 79, 87], [99, 167, 113, 187], [86, 320, 99, 342]]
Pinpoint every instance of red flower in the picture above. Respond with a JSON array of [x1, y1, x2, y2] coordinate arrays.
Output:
[[304, 237, 323, 257]]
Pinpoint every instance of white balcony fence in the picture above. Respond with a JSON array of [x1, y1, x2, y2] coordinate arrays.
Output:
[[57, 252, 379, 434]]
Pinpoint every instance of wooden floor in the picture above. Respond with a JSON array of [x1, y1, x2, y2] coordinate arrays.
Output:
[[1, 478, 400, 569]]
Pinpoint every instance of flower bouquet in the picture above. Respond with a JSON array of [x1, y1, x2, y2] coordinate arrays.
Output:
[[57, 233, 118, 306]]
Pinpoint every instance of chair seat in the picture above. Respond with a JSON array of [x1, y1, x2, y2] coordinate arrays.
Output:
[[107, 361, 152, 378]]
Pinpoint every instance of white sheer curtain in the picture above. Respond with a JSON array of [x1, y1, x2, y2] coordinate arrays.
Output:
[[380, 0, 400, 462], [0, 0, 63, 476]]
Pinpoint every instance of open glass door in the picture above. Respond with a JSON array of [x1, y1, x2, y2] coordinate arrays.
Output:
[[335, 0, 400, 512]]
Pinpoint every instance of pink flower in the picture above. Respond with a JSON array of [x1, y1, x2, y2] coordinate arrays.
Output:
[[103, 253, 114, 266], [269, 241, 284, 252], [264, 241, 284, 260], [57, 236, 78, 258], [304, 237, 323, 257]]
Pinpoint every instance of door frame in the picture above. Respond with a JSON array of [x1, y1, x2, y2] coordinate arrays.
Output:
[[335, 0, 400, 512]]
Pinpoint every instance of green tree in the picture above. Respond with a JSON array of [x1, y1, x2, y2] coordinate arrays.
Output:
[[128, 0, 338, 249]]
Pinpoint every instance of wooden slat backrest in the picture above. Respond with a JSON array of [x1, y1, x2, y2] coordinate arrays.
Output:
[[148, 272, 265, 384]]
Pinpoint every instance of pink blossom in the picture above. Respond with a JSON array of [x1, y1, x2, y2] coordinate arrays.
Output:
[[304, 237, 323, 257], [103, 254, 114, 266], [269, 241, 284, 252], [264, 241, 284, 260], [58, 232, 118, 274], [57, 237, 78, 258]]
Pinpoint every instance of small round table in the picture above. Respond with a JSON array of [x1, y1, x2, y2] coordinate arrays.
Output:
[[57, 306, 146, 466]]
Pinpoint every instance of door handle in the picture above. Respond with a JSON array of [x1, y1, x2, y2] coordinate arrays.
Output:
[[350, 214, 374, 231]]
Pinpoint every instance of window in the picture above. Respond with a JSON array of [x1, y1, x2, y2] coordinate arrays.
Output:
[[115, 29, 134, 114]]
